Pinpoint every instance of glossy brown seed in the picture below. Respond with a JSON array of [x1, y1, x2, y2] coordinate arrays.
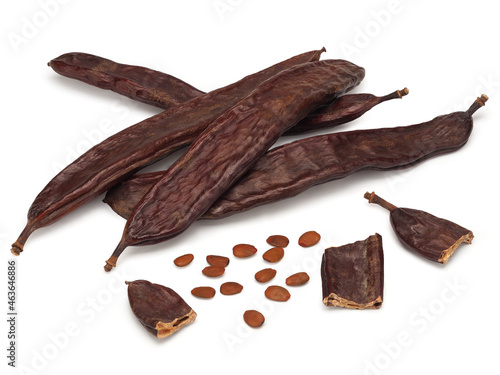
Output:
[[220, 282, 243, 296], [126, 280, 196, 338], [298, 231, 321, 247], [173, 253, 194, 267], [206, 255, 230, 267], [233, 244, 258, 258], [266, 235, 289, 248], [265, 285, 291, 302], [286, 272, 310, 286], [191, 287, 216, 299], [262, 247, 285, 263], [255, 268, 277, 283], [243, 310, 265, 328], [202, 266, 225, 277]]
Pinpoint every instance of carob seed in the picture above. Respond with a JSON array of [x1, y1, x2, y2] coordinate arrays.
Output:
[[202, 266, 225, 277], [298, 231, 321, 247], [233, 244, 257, 258], [286, 272, 310, 286], [206, 255, 230, 267], [173, 253, 194, 267], [191, 287, 216, 299], [262, 247, 285, 263], [255, 268, 277, 283], [243, 310, 265, 328], [265, 285, 291, 302], [220, 282, 243, 295], [266, 235, 289, 248]]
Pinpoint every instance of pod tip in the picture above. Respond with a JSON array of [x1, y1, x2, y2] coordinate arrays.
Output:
[[466, 94, 488, 116], [364, 191, 374, 202], [104, 256, 117, 272], [398, 87, 409, 97], [10, 245, 22, 256]]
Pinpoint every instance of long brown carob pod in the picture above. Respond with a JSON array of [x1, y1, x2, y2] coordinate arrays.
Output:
[[126, 280, 196, 338], [103, 87, 410, 220], [48, 52, 205, 109], [364, 192, 473, 263], [49, 52, 407, 135], [105, 95, 487, 221], [11, 48, 331, 256], [104, 59, 364, 271], [321, 234, 384, 309]]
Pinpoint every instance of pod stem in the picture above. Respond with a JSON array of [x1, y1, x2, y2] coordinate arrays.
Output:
[[364, 192, 397, 212], [104, 239, 128, 272], [378, 87, 409, 103], [466, 94, 488, 116], [10, 224, 35, 256]]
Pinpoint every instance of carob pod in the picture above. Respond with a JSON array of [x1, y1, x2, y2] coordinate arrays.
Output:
[[126, 280, 196, 338], [49, 52, 407, 135], [321, 234, 384, 309], [105, 96, 487, 221], [364, 192, 473, 263], [48, 52, 205, 109], [104, 59, 365, 271], [11, 48, 328, 256]]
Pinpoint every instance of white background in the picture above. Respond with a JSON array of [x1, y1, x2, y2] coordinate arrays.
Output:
[[2, 1, 499, 374]]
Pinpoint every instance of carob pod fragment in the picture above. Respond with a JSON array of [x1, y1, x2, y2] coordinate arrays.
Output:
[[364, 192, 473, 264], [104, 59, 364, 271], [126, 280, 196, 338], [104, 96, 486, 222], [321, 234, 384, 310], [11, 48, 328, 256]]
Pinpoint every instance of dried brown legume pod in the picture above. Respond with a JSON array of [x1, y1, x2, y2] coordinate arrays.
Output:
[[364, 192, 473, 263], [11, 48, 328, 256], [321, 234, 384, 309], [104, 60, 363, 271], [49, 52, 406, 136], [105, 95, 486, 223], [48, 52, 204, 109], [126, 280, 196, 338]]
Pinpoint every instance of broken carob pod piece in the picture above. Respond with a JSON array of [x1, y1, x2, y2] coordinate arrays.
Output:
[[126, 280, 196, 338], [48, 52, 205, 109], [321, 234, 384, 309], [104, 59, 364, 271], [105, 95, 486, 222], [11, 48, 328, 256], [364, 192, 473, 264]]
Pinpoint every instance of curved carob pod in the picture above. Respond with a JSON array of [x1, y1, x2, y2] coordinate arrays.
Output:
[[364, 192, 473, 264], [11, 48, 331, 256], [104, 59, 365, 271], [49, 52, 407, 136], [103, 87, 409, 218], [105, 95, 487, 222], [48, 52, 205, 109], [285, 87, 409, 135]]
